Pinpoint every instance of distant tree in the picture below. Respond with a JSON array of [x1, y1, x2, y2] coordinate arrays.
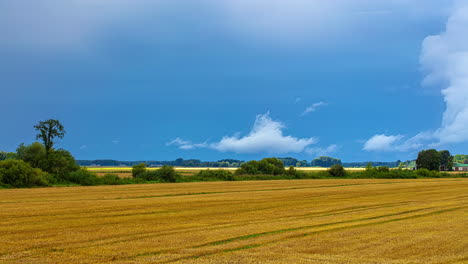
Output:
[[0, 151, 18, 161], [40, 149, 79, 179], [311, 156, 342, 167], [278, 157, 299, 167], [453, 154, 468, 164], [328, 164, 346, 177], [236, 158, 285, 175], [174, 158, 184, 166], [464, 159, 468, 164], [416, 149, 441, 171], [395, 160, 401, 168], [16, 142, 78, 179], [132, 163, 147, 178], [439, 150, 453, 171], [156, 165, 178, 182], [398, 162, 405, 169], [34, 119, 66, 153]]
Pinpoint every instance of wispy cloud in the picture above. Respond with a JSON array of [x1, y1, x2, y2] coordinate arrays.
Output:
[[79, 145, 87, 150], [306, 144, 340, 157], [166, 138, 208, 150], [301, 102, 327, 116]]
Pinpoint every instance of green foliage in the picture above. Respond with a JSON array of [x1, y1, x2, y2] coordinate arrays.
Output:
[[416, 149, 441, 171], [236, 158, 285, 175], [34, 119, 66, 153], [42, 149, 80, 179], [65, 168, 101, 186], [311, 156, 342, 167], [16, 142, 46, 168], [453, 154, 468, 164], [132, 163, 147, 178], [158, 165, 178, 182], [138, 165, 179, 182], [415, 168, 440, 178], [0, 159, 49, 188], [195, 169, 235, 181], [0, 151, 18, 161], [377, 166, 390, 172], [286, 166, 304, 178], [439, 150, 453, 171], [295, 160, 309, 167], [16, 142, 79, 180], [277, 157, 299, 166], [328, 164, 346, 177], [101, 174, 122, 185]]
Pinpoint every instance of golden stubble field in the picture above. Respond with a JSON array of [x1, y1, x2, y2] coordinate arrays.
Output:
[[0, 179, 467, 264]]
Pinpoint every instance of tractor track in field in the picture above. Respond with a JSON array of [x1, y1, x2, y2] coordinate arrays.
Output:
[[155, 205, 468, 264]]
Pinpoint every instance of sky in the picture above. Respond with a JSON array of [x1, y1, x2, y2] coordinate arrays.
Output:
[[1, 0, 467, 162]]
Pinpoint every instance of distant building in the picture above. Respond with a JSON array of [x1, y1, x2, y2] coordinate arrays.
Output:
[[453, 163, 468, 171]]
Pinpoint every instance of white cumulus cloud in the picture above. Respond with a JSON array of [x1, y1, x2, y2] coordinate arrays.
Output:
[[364, 1, 468, 152], [363, 134, 404, 152], [168, 113, 319, 154], [212, 113, 317, 154], [421, 1, 468, 144]]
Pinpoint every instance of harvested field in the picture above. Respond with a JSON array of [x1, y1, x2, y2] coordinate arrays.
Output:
[[0, 179, 467, 263]]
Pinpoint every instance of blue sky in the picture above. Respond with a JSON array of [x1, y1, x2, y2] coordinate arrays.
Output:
[[1, 0, 467, 162]]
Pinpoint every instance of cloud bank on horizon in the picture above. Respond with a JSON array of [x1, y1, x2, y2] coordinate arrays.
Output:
[[364, 1, 468, 152]]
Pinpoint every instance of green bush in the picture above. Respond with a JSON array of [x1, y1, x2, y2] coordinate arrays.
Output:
[[65, 168, 101, 186], [101, 174, 122, 185], [16, 142, 46, 168], [328, 164, 346, 177], [132, 163, 146, 178], [377, 166, 390, 173], [286, 166, 304, 179], [236, 158, 285, 175], [16, 142, 79, 180], [0, 159, 49, 188], [415, 168, 440, 178], [42, 149, 80, 179], [139, 165, 178, 182], [157, 165, 178, 182], [195, 169, 235, 181]]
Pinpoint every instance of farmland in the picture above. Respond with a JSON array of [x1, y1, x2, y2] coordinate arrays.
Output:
[[1, 178, 467, 263]]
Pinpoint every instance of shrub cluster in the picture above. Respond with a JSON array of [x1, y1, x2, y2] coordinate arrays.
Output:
[[0, 159, 49, 188], [194, 169, 235, 181], [137, 165, 179, 183], [236, 158, 286, 175], [132, 163, 147, 178]]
